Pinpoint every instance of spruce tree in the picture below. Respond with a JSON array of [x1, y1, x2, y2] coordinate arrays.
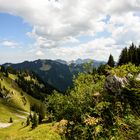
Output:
[[107, 54, 115, 67], [137, 45, 140, 65], [5, 70, 9, 77], [118, 47, 128, 65], [1, 66, 5, 73], [9, 117, 13, 123], [38, 104, 45, 123], [26, 116, 30, 126], [31, 112, 38, 129], [118, 43, 140, 65], [128, 43, 136, 63]]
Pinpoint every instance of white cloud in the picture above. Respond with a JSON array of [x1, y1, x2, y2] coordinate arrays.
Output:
[[36, 50, 44, 56], [0, 40, 20, 48], [41, 37, 117, 61], [0, 0, 140, 61], [0, 0, 107, 47]]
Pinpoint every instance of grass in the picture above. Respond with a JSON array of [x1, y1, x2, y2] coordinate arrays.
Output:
[[0, 72, 61, 140], [9, 74, 17, 81], [0, 98, 61, 140], [0, 99, 29, 122], [24, 75, 45, 88], [0, 73, 41, 111], [0, 121, 61, 140], [0, 99, 20, 122], [0, 99, 61, 140]]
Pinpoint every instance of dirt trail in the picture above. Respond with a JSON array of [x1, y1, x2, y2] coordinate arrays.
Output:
[[15, 114, 27, 119], [0, 122, 12, 128]]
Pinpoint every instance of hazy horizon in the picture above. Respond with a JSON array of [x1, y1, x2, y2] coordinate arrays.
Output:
[[1, 57, 107, 65]]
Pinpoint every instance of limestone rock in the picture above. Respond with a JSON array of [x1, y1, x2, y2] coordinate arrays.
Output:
[[104, 74, 128, 95], [136, 73, 140, 81]]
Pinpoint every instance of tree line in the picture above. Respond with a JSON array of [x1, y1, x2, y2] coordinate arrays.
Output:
[[118, 43, 140, 66], [106, 43, 140, 67]]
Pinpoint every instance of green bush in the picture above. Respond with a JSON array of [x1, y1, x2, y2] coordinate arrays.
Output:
[[46, 65, 140, 139]]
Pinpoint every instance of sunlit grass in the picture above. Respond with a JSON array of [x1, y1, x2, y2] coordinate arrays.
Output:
[[0, 121, 61, 140]]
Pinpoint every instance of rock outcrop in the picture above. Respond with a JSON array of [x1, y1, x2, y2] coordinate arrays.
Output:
[[136, 73, 140, 81], [104, 74, 128, 95], [104, 73, 140, 95]]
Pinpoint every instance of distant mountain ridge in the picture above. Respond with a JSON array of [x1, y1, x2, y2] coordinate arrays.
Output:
[[3, 59, 106, 91], [3, 59, 73, 92], [55, 58, 106, 66], [69, 58, 106, 67]]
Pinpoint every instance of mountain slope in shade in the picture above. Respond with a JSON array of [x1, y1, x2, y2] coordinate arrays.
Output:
[[4, 60, 73, 92], [3, 59, 105, 92]]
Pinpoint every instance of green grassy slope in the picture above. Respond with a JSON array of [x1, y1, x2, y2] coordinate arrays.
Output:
[[0, 122, 61, 140], [0, 100, 61, 140], [0, 72, 41, 112], [0, 71, 61, 140], [0, 99, 27, 123]]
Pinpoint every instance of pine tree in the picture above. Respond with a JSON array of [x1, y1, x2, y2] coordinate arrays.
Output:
[[5, 69, 9, 77], [26, 116, 30, 126], [118, 47, 128, 65], [128, 43, 136, 64], [107, 54, 115, 67], [31, 112, 38, 129], [118, 43, 140, 66], [38, 104, 46, 123], [137, 45, 140, 65], [9, 117, 13, 123], [1, 66, 5, 73]]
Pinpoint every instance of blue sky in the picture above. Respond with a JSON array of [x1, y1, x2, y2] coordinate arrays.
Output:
[[0, 0, 140, 64], [0, 13, 31, 42]]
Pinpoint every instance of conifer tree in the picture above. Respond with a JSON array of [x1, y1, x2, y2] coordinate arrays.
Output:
[[118, 43, 140, 66], [107, 54, 115, 67], [38, 104, 46, 123], [128, 43, 136, 63], [118, 47, 128, 65], [31, 112, 38, 129], [1, 66, 5, 73], [9, 117, 13, 123], [26, 116, 30, 126], [137, 45, 140, 65], [5, 69, 9, 77]]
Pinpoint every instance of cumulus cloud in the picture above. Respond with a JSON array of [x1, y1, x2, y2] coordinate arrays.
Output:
[[0, 0, 140, 61], [42, 37, 118, 61], [0, 0, 107, 47], [0, 40, 20, 48], [36, 50, 44, 56]]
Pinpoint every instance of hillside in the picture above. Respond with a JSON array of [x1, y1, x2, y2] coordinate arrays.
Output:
[[0, 73, 41, 112], [4, 59, 73, 92], [0, 66, 52, 114], [3, 59, 105, 92], [0, 67, 62, 140], [0, 121, 61, 140], [0, 98, 61, 140]]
